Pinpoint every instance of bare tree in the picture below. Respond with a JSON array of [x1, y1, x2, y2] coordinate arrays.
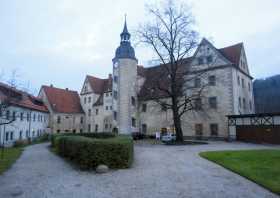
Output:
[[137, 1, 211, 142]]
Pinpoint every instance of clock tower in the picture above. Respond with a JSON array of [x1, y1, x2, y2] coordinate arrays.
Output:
[[112, 18, 138, 134]]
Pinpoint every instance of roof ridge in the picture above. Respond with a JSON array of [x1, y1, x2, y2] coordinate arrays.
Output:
[[42, 85, 78, 93], [219, 42, 243, 50], [86, 75, 109, 81]]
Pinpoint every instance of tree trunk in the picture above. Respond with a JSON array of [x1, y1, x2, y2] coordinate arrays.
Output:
[[171, 95, 184, 142], [173, 111, 184, 142]]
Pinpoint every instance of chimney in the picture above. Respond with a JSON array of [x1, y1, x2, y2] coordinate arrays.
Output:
[[108, 73, 112, 79], [65, 88, 69, 91], [50, 84, 53, 87]]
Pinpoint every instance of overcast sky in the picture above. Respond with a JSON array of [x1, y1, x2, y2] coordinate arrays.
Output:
[[0, 0, 280, 94]]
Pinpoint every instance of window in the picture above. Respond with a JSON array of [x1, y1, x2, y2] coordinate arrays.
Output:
[[142, 124, 147, 134], [95, 108, 99, 115], [27, 113, 30, 121], [106, 106, 108, 110], [114, 111, 117, 120], [84, 97, 86, 104], [88, 124, 91, 132], [80, 116, 83, 124], [110, 106, 112, 110], [114, 76, 118, 83], [248, 82, 251, 91], [243, 98, 246, 110], [6, 132, 9, 141], [195, 124, 203, 136], [105, 124, 108, 129], [73, 129, 76, 134], [19, 131, 23, 139], [33, 114, 36, 121], [88, 109, 91, 116], [20, 112, 24, 121], [57, 116, 61, 124], [142, 104, 147, 112], [57, 130, 60, 133], [95, 124, 98, 132], [80, 129, 83, 133], [194, 78, 201, 88], [208, 75, 216, 86], [209, 97, 217, 109], [198, 57, 204, 65], [238, 97, 242, 108], [210, 124, 218, 136], [38, 114, 40, 122], [241, 78, 245, 88], [12, 111, 16, 121], [88, 97, 91, 103], [26, 130, 29, 138], [131, 96, 136, 106], [161, 104, 167, 111], [131, 117, 136, 127], [10, 132, 14, 140], [206, 55, 213, 63], [194, 98, 202, 110], [237, 76, 240, 85], [32, 131, 35, 137], [113, 91, 118, 99], [6, 110, 10, 120]]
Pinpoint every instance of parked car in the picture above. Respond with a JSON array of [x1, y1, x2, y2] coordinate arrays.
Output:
[[161, 133, 176, 142]]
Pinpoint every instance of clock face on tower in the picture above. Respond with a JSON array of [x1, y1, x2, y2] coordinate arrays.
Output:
[[113, 62, 119, 68]]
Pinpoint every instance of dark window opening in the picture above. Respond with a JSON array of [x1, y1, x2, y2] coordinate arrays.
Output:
[[208, 75, 216, 86], [142, 104, 147, 112], [209, 97, 217, 109], [210, 124, 218, 136]]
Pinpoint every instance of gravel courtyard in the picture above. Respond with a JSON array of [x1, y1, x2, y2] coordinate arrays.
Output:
[[0, 142, 279, 198]]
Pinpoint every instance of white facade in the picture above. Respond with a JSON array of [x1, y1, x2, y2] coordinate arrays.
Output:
[[0, 106, 49, 146]]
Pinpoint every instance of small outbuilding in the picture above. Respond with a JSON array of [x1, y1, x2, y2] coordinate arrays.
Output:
[[227, 113, 280, 144]]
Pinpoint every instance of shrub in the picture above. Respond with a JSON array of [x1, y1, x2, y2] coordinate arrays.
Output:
[[132, 132, 145, 140], [53, 134, 133, 169], [51, 132, 116, 147], [14, 139, 29, 147]]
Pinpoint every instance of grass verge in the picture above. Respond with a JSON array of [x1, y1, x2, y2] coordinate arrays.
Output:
[[200, 149, 280, 195], [0, 147, 23, 174]]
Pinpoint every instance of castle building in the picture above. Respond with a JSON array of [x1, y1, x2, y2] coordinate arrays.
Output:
[[79, 19, 254, 139], [39, 85, 84, 133]]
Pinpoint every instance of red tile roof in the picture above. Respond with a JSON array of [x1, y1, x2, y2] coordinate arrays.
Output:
[[86, 75, 112, 94], [41, 85, 84, 114], [0, 82, 48, 112], [219, 43, 243, 66]]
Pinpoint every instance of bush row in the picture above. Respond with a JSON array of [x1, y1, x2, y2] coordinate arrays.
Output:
[[52, 134, 133, 169], [51, 132, 115, 147]]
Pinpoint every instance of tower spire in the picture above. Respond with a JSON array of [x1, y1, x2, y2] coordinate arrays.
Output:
[[113, 15, 137, 61], [120, 15, 130, 42]]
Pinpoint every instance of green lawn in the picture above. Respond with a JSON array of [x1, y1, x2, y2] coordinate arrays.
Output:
[[0, 147, 23, 174], [200, 149, 280, 195]]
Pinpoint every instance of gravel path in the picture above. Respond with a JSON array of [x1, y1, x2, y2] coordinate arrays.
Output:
[[0, 142, 279, 198]]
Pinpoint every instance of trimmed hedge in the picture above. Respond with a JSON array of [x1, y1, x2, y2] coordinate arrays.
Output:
[[52, 133, 133, 169], [51, 132, 115, 146]]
